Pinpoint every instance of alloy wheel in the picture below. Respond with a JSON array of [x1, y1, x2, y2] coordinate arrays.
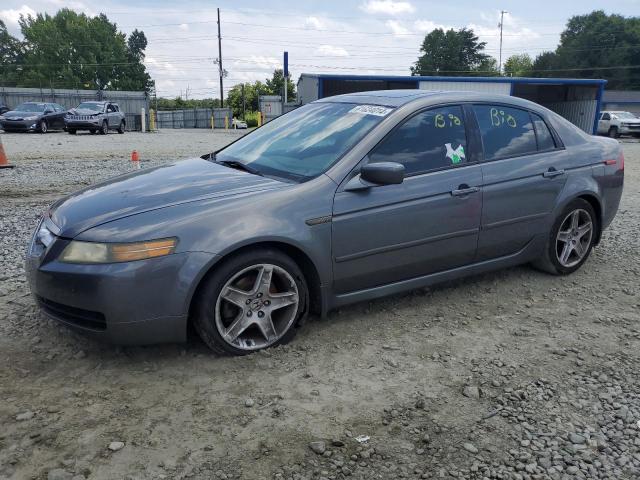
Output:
[[555, 208, 593, 268], [215, 263, 299, 351]]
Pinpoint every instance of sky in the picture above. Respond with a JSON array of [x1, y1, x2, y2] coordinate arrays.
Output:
[[2, 0, 639, 99]]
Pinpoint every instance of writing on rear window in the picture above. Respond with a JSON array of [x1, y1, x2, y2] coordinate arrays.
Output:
[[349, 105, 393, 117], [490, 108, 517, 128]]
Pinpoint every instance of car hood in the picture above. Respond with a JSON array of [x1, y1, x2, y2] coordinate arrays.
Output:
[[49, 158, 288, 238], [69, 108, 102, 115], [3, 110, 43, 118]]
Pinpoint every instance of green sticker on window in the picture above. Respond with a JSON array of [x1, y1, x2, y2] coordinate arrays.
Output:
[[445, 143, 465, 164]]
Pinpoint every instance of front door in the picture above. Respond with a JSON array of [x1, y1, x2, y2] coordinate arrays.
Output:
[[597, 112, 610, 135], [332, 105, 483, 294], [473, 105, 569, 260]]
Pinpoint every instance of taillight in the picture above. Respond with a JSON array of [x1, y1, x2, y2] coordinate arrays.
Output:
[[604, 152, 624, 170]]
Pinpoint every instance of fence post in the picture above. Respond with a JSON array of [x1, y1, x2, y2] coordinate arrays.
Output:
[[149, 108, 156, 131], [141, 108, 146, 132]]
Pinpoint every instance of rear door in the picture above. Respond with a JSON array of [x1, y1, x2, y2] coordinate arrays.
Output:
[[332, 104, 483, 294], [474, 104, 568, 260]]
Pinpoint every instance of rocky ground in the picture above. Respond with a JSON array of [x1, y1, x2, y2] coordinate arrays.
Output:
[[0, 131, 638, 480]]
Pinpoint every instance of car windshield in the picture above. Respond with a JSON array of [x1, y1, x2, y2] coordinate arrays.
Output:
[[15, 103, 46, 112], [216, 102, 392, 182], [77, 102, 103, 112], [615, 112, 637, 119]]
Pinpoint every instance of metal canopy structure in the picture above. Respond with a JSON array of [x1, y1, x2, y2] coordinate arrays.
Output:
[[297, 74, 607, 134]]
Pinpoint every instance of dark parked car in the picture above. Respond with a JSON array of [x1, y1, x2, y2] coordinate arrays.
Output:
[[0, 102, 67, 133], [64, 101, 126, 134], [26, 91, 624, 355], [0, 103, 10, 115]]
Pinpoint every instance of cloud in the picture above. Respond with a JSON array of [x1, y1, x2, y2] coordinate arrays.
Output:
[[315, 45, 350, 57], [178, 23, 189, 31], [385, 19, 411, 36], [360, 1, 415, 15], [305, 16, 325, 30], [414, 19, 449, 33], [0, 5, 37, 33]]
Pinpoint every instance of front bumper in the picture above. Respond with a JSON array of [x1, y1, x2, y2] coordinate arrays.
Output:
[[65, 120, 101, 129], [619, 125, 640, 135], [0, 119, 38, 131], [26, 237, 217, 345]]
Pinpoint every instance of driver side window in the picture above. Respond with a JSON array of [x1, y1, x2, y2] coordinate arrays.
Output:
[[368, 105, 468, 176]]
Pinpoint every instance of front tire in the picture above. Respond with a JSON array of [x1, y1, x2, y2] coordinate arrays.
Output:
[[100, 121, 108, 135], [39, 120, 48, 134], [193, 249, 308, 355], [533, 199, 597, 275], [68, 129, 76, 135]]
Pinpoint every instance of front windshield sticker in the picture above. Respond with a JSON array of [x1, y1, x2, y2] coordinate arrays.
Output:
[[349, 105, 393, 117], [445, 143, 465, 164]]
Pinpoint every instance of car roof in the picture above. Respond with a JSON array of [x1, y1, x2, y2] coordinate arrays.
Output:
[[315, 89, 543, 110]]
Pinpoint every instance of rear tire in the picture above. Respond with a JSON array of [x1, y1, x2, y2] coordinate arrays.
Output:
[[193, 249, 308, 355], [100, 121, 108, 135], [532, 199, 598, 275], [117, 120, 125, 134], [608, 126, 619, 138]]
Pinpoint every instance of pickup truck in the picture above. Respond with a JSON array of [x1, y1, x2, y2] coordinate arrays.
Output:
[[597, 110, 640, 138], [64, 101, 126, 135]]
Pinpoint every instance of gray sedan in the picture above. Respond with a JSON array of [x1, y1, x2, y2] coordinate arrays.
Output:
[[26, 91, 624, 355]]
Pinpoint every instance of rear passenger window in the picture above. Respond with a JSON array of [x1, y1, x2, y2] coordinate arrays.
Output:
[[474, 105, 536, 160], [531, 113, 556, 151], [369, 105, 468, 176]]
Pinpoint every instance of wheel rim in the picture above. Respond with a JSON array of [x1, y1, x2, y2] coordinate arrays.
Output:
[[103, 123, 107, 133], [555, 208, 593, 268], [215, 263, 299, 351], [41, 122, 47, 133]]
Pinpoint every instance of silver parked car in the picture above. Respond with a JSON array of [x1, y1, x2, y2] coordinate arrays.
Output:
[[26, 91, 624, 355], [64, 101, 126, 135]]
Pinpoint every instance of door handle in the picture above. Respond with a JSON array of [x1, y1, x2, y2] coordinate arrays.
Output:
[[543, 168, 565, 178], [451, 185, 480, 197]]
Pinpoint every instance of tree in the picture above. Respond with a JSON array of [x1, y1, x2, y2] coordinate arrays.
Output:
[[265, 69, 296, 100], [530, 11, 640, 88], [12, 9, 153, 91], [411, 28, 496, 76], [0, 20, 24, 86], [503, 54, 533, 77]]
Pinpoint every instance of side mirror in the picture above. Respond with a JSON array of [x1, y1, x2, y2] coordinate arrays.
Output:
[[345, 161, 405, 191]]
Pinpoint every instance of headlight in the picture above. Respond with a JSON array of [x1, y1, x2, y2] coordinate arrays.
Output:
[[25, 116, 38, 121], [0, 115, 5, 121], [60, 238, 177, 264]]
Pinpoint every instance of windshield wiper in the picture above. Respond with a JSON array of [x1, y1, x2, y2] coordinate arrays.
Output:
[[216, 159, 263, 176]]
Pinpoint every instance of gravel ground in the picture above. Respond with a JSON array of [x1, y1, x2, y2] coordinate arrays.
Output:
[[0, 131, 639, 480]]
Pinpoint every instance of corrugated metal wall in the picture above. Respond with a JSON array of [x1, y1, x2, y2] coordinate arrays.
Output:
[[0, 86, 147, 113], [544, 100, 597, 134], [418, 80, 511, 95], [0, 86, 149, 131], [156, 108, 232, 129]]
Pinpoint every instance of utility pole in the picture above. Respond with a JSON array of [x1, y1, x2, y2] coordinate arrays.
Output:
[[241, 83, 246, 120], [217, 8, 224, 108], [498, 10, 508, 75]]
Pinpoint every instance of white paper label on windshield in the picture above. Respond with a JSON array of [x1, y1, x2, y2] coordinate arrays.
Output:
[[349, 105, 393, 117]]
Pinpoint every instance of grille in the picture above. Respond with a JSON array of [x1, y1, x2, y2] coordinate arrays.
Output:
[[70, 115, 97, 121], [38, 296, 107, 331]]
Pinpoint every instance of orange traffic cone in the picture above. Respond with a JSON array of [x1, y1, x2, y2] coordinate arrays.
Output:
[[0, 136, 15, 169], [131, 150, 140, 169]]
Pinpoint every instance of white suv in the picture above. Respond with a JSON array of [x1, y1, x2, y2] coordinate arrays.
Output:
[[597, 110, 640, 138]]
